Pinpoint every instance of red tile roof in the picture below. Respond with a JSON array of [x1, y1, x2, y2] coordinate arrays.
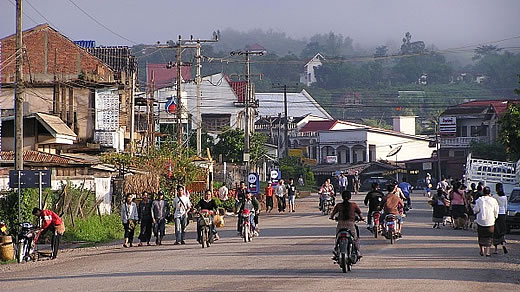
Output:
[[146, 63, 192, 90], [0, 151, 88, 165], [453, 99, 519, 117], [300, 120, 337, 132]]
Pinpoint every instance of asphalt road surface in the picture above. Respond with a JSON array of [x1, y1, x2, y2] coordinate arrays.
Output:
[[2, 193, 520, 291]]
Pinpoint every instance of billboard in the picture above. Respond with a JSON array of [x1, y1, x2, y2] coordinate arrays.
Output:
[[439, 116, 456, 138]]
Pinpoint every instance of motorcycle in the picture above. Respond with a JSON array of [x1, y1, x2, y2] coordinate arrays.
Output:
[[370, 210, 382, 238], [16, 222, 40, 263], [382, 214, 400, 244], [331, 216, 362, 273], [241, 209, 254, 243], [321, 195, 335, 216], [194, 209, 214, 248]]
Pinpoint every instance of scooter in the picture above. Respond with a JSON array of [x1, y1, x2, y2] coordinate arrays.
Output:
[[195, 209, 214, 248], [331, 216, 362, 273], [16, 222, 40, 263], [322, 195, 335, 216], [382, 214, 400, 244], [241, 209, 254, 243], [370, 211, 382, 238]]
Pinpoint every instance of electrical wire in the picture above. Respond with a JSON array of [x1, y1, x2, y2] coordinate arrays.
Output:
[[25, 0, 61, 32], [6, 0, 39, 25], [66, 0, 138, 45]]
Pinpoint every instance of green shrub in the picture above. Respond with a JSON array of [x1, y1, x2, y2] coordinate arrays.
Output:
[[63, 214, 126, 243]]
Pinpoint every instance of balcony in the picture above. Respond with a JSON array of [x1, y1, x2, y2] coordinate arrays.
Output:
[[440, 136, 488, 148]]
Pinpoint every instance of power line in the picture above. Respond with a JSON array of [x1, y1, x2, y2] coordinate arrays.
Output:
[[25, 0, 60, 31], [6, 0, 38, 25], [66, 0, 138, 45]]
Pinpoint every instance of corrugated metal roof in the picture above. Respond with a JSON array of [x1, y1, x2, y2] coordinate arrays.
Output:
[[256, 90, 332, 119], [300, 120, 337, 132], [35, 113, 77, 138]]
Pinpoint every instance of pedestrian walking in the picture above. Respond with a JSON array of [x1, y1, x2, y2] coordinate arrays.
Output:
[[151, 191, 170, 245], [138, 191, 153, 246], [275, 179, 287, 212], [218, 184, 229, 201], [173, 185, 192, 245], [121, 193, 139, 248], [287, 178, 297, 213], [450, 182, 468, 230], [32, 208, 65, 259], [473, 186, 499, 256], [353, 171, 361, 195], [338, 173, 348, 194], [493, 183, 508, 254], [265, 181, 274, 212], [432, 188, 447, 229], [425, 173, 432, 197]]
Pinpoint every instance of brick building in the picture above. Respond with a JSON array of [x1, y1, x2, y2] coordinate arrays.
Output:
[[0, 24, 134, 153]]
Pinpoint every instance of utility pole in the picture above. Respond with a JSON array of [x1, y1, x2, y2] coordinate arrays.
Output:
[[436, 118, 442, 182], [176, 35, 183, 146], [272, 84, 298, 158], [230, 50, 264, 173], [129, 71, 136, 155], [159, 35, 217, 149], [15, 0, 24, 170]]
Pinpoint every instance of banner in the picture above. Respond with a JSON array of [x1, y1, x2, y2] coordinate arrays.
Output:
[[439, 116, 456, 138]]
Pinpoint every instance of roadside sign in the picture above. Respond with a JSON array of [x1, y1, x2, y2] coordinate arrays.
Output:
[[270, 169, 281, 187], [247, 173, 260, 194], [9, 170, 51, 189], [439, 116, 456, 138]]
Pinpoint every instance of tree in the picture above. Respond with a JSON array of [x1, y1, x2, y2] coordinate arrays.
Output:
[[499, 102, 520, 160], [472, 45, 502, 60], [213, 128, 268, 165], [374, 45, 388, 58], [470, 142, 508, 161]]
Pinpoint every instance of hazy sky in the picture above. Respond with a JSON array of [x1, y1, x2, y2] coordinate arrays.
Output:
[[1, 0, 520, 50]]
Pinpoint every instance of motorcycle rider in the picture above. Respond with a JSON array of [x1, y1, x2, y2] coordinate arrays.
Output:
[[32, 208, 65, 259], [382, 183, 405, 237], [330, 191, 364, 259], [237, 191, 260, 236], [399, 178, 413, 210], [194, 190, 219, 243], [364, 182, 385, 230], [319, 178, 335, 211]]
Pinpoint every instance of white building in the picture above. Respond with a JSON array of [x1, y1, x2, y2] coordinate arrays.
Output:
[[316, 117, 434, 164], [299, 53, 325, 86], [154, 73, 250, 134], [255, 89, 332, 120]]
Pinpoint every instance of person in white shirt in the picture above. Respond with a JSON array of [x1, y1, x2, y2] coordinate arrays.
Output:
[[218, 185, 229, 201], [338, 174, 348, 193], [492, 183, 508, 254], [275, 179, 287, 212], [173, 185, 192, 245], [473, 186, 499, 256]]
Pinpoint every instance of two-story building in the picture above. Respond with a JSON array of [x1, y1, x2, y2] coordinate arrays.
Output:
[[439, 99, 518, 178], [299, 53, 325, 87]]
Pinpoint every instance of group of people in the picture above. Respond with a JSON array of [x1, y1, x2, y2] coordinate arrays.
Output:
[[430, 176, 508, 256], [264, 178, 297, 213], [328, 180, 408, 259]]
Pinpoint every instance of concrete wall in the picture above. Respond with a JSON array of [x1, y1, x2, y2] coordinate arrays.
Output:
[[367, 131, 433, 162]]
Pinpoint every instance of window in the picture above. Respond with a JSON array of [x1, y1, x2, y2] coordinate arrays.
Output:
[[202, 114, 231, 132]]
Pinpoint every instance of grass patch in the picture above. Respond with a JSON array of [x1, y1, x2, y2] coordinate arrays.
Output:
[[64, 214, 132, 244], [0, 259, 16, 265]]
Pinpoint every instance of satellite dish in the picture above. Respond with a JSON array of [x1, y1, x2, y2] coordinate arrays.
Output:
[[387, 145, 402, 157]]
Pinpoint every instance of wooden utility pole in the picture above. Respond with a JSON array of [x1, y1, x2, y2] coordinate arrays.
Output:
[[14, 0, 24, 170], [272, 84, 298, 158], [175, 35, 183, 146], [195, 40, 202, 156], [129, 71, 136, 155], [230, 50, 264, 172]]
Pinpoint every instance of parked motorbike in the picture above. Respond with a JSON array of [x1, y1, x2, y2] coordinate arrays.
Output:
[[16, 222, 39, 263], [382, 214, 400, 244], [370, 211, 382, 238], [241, 209, 254, 243], [195, 210, 214, 248]]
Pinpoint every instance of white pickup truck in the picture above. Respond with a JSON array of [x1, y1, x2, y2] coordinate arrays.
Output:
[[464, 153, 520, 196]]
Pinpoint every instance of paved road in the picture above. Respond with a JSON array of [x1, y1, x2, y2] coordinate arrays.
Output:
[[2, 194, 519, 291]]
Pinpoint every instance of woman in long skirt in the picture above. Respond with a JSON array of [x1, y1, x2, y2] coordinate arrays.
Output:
[[473, 187, 499, 256], [432, 189, 446, 229], [493, 183, 508, 254]]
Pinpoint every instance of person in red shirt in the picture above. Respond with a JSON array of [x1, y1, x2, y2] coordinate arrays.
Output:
[[265, 182, 274, 213], [32, 208, 65, 259]]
